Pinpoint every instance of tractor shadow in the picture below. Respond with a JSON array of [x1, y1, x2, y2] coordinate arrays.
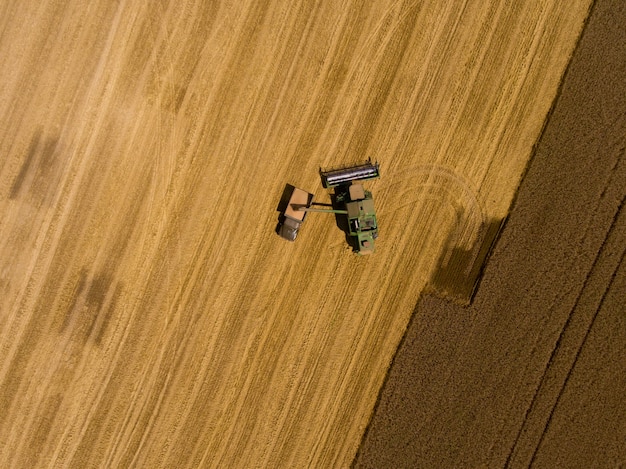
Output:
[[275, 183, 295, 236], [275, 183, 295, 213]]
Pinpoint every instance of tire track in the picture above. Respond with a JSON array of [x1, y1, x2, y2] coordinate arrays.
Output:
[[378, 164, 487, 302], [529, 210, 626, 467], [319, 0, 468, 166], [88, 2, 312, 464], [506, 187, 626, 468]]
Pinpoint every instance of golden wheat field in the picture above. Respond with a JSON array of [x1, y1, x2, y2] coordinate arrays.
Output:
[[0, 1, 591, 467]]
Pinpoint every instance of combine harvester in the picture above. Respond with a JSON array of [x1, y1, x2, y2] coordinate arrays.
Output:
[[279, 159, 380, 254]]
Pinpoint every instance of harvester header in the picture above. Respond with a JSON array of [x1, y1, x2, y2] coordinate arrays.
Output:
[[320, 158, 380, 188]]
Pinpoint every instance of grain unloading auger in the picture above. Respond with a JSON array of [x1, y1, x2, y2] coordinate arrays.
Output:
[[298, 159, 380, 254]]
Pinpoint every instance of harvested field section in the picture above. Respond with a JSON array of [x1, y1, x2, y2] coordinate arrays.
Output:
[[0, 1, 591, 467], [355, 0, 626, 466]]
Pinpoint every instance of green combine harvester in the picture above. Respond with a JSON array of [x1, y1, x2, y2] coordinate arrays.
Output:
[[296, 159, 380, 254]]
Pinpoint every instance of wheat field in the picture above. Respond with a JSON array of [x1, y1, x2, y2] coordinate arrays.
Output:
[[0, 1, 591, 467]]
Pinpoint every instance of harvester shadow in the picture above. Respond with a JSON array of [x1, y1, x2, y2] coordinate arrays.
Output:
[[329, 192, 359, 252], [427, 216, 507, 305], [318, 166, 353, 247]]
